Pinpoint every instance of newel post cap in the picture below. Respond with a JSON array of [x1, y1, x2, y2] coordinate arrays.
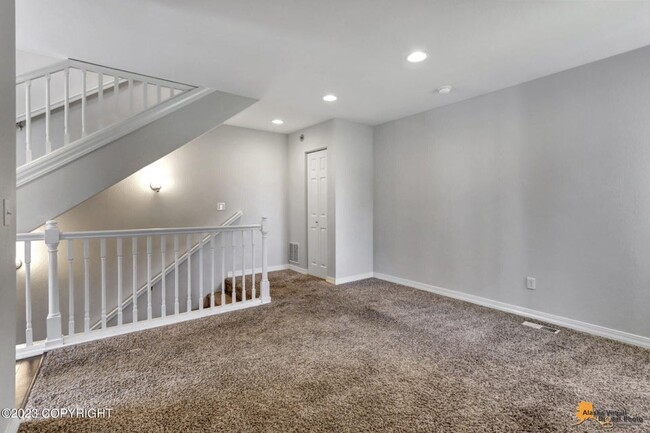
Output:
[[44, 220, 60, 246]]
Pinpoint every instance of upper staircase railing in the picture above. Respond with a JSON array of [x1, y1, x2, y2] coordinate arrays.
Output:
[[16, 59, 210, 187], [15, 218, 271, 359]]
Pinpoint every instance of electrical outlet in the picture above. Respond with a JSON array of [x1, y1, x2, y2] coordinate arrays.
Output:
[[217, 202, 226, 211], [526, 277, 536, 290]]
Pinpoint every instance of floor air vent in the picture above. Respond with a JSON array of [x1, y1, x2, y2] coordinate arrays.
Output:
[[289, 243, 299, 263], [522, 321, 560, 334]]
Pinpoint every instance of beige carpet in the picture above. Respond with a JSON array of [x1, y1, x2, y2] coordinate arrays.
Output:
[[20, 270, 650, 432]]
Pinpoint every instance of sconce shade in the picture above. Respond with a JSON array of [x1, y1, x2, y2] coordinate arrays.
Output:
[[150, 181, 162, 192]]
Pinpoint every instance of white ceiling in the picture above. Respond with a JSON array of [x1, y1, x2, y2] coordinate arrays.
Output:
[[16, 1, 650, 133]]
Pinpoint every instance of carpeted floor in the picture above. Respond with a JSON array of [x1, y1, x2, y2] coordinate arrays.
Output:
[[19, 270, 650, 432]]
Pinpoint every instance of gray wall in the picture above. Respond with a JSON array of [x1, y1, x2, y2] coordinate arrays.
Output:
[[334, 120, 374, 280], [16, 125, 288, 343], [0, 0, 16, 427], [374, 45, 650, 338], [288, 119, 373, 281]]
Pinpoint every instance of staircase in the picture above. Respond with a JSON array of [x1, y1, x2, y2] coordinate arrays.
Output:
[[13, 58, 270, 360], [15, 59, 255, 232]]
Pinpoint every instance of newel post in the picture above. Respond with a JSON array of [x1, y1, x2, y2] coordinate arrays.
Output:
[[44, 220, 63, 345], [260, 217, 271, 303]]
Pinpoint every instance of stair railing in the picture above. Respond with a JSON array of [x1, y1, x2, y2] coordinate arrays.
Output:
[[16, 59, 198, 176], [15, 218, 270, 359], [90, 210, 244, 331]]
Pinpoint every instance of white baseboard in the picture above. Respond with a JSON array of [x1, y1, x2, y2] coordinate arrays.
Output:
[[288, 264, 308, 274], [2, 417, 20, 433], [332, 273, 375, 285], [286, 265, 372, 285], [323, 273, 374, 285], [374, 272, 650, 350]]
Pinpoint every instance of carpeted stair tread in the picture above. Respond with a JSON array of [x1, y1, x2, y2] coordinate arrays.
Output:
[[202, 274, 262, 308]]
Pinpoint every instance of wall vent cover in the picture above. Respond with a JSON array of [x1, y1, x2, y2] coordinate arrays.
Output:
[[289, 243, 299, 263], [522, 320, 559, 334]]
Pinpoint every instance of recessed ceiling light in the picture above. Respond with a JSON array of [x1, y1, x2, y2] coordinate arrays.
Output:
[[436, 85, 453, 94], [407, 51, 428, 63], [322, 94, 338, 102], [271, 119, 284, 125]]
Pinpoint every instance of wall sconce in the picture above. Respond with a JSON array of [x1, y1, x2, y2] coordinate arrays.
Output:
[[16, 258, 23, 270], [150, 179, 163, 192]]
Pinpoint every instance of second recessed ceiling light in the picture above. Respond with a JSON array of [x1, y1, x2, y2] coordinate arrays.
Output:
[[407, 51, 428, 63]]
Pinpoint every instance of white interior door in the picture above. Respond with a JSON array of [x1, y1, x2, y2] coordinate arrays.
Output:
[[307, 149, 327, 279]]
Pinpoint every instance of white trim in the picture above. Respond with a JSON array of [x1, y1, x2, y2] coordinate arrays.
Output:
[[17, 87, 214, 188], [288, 264, 308, 275], [15, 60, 70, 84], [16, 59, 192, 90], [2, 418, 20, 433], [331, 273, 374, 285], [326, 277, 336, 285], [16, 298, 269, 360], [373, 273, 650, 350], [227, 264, 288, 278]]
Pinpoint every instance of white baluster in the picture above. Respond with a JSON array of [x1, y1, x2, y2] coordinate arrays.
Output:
[[251, 229, 256, 300], [143, 82, 149, 110], [67, 239, 74, 335], [117, 238, 123, 326], [114, 75, 120, 122], [199, 234, 204, 310], [146, 236, 152, 320], [63, 68, 70, 145], [132, 237, 138, 324], [83, 239, 90, 333], [168, 87, 174, 99], [100, 238, 107, 329], [24, 241, 33, 346], [161, 236, 166, 318], [174, 235, 179, 315], [98, 72, 104, 128], [81, 69, 87, 137], [186, 234, 192, 312], [220, 232, 226, 307], [231, 231, 236, 303], [156, 84, 161, 104], [44, 73, 52, 154], [128, 78, 134, 115], [24, 80, 32, 162], [210, 234, 215, 309], [261, 218, 270, 303], [45, 221, 62, 344], [241, 230, 246, 302]]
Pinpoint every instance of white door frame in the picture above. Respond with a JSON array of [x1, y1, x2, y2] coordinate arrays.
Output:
[[306, 148, 328, 279]]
